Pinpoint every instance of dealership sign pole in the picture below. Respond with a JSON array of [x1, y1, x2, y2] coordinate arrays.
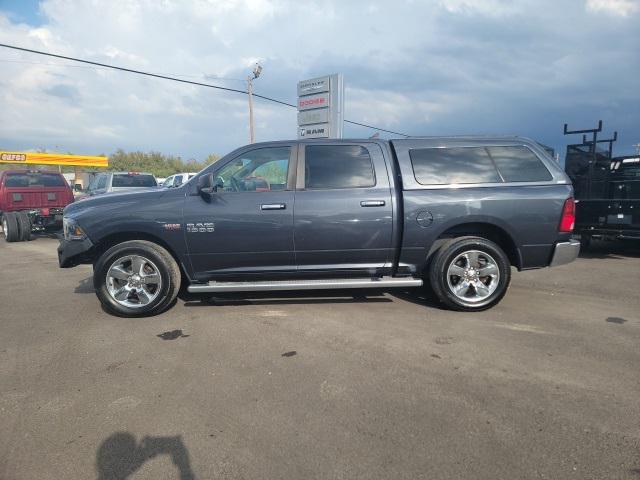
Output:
[[297, 74, 344, 139]]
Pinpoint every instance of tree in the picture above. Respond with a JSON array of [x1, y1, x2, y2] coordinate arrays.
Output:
[[106, 150, 220, 177]]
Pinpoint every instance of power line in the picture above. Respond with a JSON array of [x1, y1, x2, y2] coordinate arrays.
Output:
[[0, 43, 410, 137], [344, 120, 408, 137], [0, 58, 245, 82]]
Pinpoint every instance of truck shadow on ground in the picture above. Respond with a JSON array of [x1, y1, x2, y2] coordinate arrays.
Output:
[[180, 288, 394, 307], [181, 287, 445, 310], [388, 287, 446, 310], [75, 276, 95, 294], [76, 279, 443, 310], [96, 432, 195, 480]]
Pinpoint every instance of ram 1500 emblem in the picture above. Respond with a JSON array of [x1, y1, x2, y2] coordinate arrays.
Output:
[[186, 222, 214, 233]]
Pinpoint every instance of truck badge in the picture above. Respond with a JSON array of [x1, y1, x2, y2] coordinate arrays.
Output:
[[186, 222, 214, 233]]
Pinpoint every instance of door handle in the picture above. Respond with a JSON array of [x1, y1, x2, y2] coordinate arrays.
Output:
[[360, 200, 385, 207], [261, 203, 286, 210]]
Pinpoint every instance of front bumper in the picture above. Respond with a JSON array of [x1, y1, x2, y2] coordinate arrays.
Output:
[[58, 237, 94, 268], [549, 239, 581, 267]]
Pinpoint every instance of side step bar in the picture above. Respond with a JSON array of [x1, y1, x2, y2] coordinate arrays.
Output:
[[187, 276, 423, 293]]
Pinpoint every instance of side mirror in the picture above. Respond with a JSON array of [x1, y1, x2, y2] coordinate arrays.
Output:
[[197, 173, 215, 196], [74, 184, 83, 192]]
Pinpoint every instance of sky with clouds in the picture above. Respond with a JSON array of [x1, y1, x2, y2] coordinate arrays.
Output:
[[0, 0, 638, 161]]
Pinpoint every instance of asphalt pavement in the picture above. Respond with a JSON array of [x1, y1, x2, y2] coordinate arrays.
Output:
[[0, 236, 639, 480]]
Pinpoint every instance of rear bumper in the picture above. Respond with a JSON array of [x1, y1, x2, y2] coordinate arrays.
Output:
[[58, 237, 94, 268], [549, 240, 580, 267], [578, 228, 640, 240]]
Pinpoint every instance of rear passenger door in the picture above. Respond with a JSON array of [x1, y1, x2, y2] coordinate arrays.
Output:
[[293, 143, 394, 275]]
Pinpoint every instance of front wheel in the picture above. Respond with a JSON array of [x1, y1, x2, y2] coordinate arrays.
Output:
[[93, 240, 181, 317], [428, 236, 511, 311]]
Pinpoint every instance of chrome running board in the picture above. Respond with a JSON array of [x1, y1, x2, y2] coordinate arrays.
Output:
[[187, 276, 422, 293]]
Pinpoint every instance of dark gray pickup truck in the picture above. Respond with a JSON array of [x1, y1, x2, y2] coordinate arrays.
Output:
[[58, 137, 579, 317]]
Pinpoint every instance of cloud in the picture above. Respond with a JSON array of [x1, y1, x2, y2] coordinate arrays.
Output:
[[438, 0, 521, 16], [0, 0, 638, 160], [585, 0, 640, 16]]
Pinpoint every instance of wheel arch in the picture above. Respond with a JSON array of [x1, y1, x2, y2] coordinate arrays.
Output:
[[426, 221, 522, 271], [92, 231, 192, 282]]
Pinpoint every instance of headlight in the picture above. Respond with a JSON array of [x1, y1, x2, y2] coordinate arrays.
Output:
[[63, 217, 86, 241]]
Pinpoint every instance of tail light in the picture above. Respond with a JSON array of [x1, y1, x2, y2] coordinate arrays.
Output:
[[559, 197, 575, 233], [40, 207, 50, 216]]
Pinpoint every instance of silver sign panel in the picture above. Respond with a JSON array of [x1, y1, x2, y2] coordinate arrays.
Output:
[[299, 123, 330, 139], [298, 109, 329, 126]]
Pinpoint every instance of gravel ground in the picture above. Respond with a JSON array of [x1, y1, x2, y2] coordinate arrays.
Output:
[[0, 236, 638, 480]]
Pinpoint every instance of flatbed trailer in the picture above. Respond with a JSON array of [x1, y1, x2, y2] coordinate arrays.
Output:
[[566, 153, 640, 246]]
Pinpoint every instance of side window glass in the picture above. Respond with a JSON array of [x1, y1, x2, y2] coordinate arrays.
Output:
[[487, 146, 552, 182], [97, 175, 107, 189], [410, 147, 501, 185], [174, 175, 183, 187], [304, 145, 375, 189], [215, 147, 290, 192]]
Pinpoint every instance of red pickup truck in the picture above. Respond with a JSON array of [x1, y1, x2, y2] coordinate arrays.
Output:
[[0, 170, 74, 242]]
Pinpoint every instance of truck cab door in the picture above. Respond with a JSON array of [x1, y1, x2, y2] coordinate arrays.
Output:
[[184, 145, 296, 281], [293, 143, 394, 275]]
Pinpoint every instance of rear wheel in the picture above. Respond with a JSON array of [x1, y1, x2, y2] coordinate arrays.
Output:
[[93, 240, 181, 317], [16, 212, 31, 241], [2, 213, 20, 242], [429, 236, 511, 311]]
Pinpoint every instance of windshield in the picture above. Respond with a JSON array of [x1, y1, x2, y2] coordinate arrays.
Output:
[[112, 174, 157, 188], [4, 172, 67, 187]]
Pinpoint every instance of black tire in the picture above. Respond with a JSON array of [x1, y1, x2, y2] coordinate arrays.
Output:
[[93, 240, 181, 317], [2, 213, 20, 242], [428, 236, 511, 311], [17, 212, 31, 241]]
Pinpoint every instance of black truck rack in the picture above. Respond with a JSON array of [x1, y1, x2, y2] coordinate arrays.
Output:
[[563, 121, 639, 244]]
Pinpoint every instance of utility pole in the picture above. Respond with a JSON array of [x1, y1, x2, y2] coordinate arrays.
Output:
[[247, 63, 262, 144]]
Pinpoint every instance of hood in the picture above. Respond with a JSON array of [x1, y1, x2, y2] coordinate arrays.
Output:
[[63, 188, 168, 218]]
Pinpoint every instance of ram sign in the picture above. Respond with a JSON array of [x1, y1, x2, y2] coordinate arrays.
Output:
[[297, 74, 344, 139]]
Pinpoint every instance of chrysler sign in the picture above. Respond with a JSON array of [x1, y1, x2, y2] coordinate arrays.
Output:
[[296, 74, 344, 139], [297, 77, 329, 96]]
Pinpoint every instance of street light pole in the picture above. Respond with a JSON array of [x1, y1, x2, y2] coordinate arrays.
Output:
[[247, 63, 262, 144]]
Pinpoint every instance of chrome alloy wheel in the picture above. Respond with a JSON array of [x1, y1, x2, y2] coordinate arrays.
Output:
[[446, 250, 500, 303], [106, 255, 162, 308], [1, 218, 6, 236]]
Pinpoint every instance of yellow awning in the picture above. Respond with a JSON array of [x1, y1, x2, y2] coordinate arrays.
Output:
[[0, 151, 108, 168]]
